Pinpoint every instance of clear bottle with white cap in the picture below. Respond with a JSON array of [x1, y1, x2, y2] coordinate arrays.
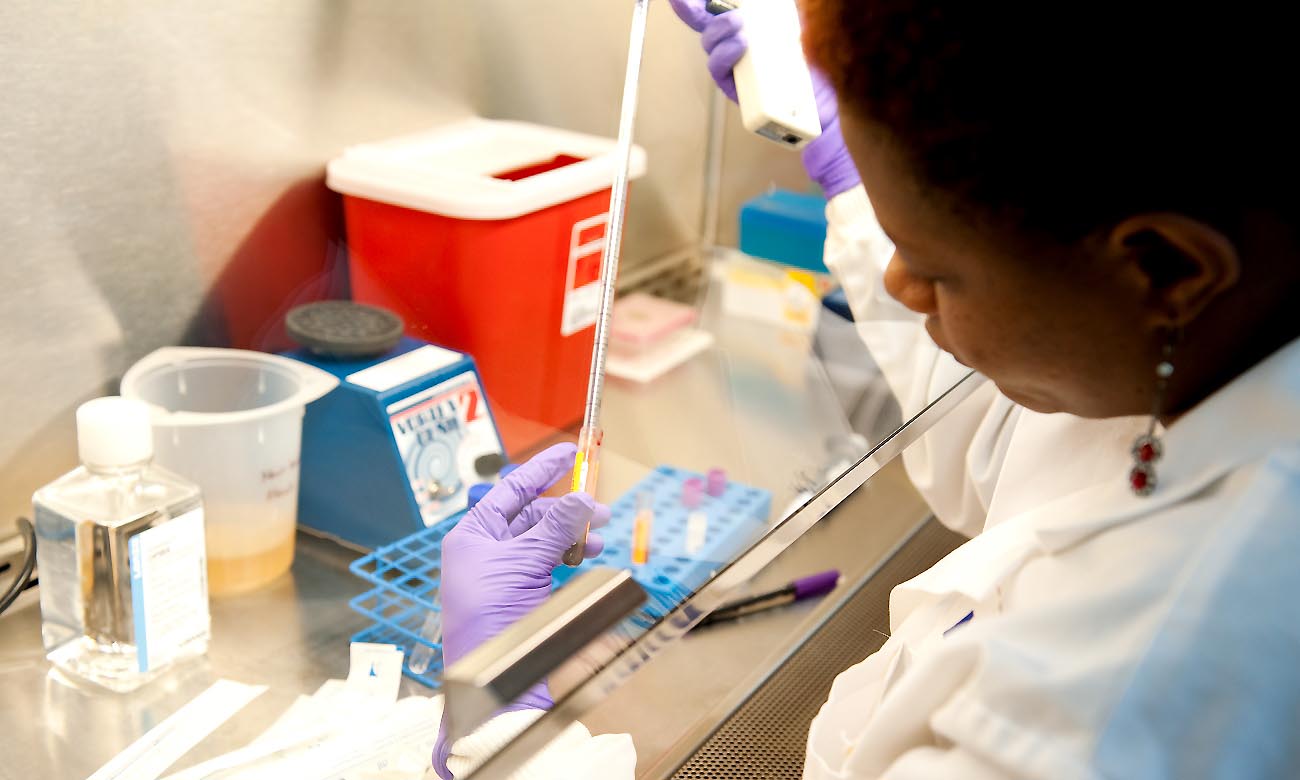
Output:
[[33, 396, 210, 692]]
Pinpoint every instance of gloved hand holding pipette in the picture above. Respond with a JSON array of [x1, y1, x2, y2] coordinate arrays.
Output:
[[667, 0, 861, 197], [433, 442, 611, 779]]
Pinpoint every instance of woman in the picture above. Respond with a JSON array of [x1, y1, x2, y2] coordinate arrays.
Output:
[[435, 2, 1300, 777]]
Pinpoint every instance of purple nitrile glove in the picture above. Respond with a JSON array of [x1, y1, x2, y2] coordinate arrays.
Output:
[[666, 0, 861, 198], [801, 70, 862, 199], [432, 442, 611, 779], [668, 0, 748, 102]]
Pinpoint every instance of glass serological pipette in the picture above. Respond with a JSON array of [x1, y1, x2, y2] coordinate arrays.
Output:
[[562, 0, 652, 566]]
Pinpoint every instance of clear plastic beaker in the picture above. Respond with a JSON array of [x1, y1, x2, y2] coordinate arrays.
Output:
[[121, 347, 338, 596]]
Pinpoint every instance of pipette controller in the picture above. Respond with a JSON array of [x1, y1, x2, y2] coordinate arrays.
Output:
[[707, 0, 822, 150]]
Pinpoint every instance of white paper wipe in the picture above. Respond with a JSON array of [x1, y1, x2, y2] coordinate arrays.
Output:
[[162, 644, 431, 780], [164, 696, 443, 780], [87, 679, 267, 780]]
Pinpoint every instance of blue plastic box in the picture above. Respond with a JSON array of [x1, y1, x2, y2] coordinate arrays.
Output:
[[738, 189, 829, 274]]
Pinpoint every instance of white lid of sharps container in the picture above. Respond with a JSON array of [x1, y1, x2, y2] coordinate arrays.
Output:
[[326, 118, 648, 220], [77, 396, 154, 467]]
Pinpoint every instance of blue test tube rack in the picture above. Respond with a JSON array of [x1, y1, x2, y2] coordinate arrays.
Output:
[[349, 515, 458, 688], [349, 465, 772, 688], [551, 466, 772, 625]]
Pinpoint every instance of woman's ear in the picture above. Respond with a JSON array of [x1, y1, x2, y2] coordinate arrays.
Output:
[[1108, 213, 1241, 329]]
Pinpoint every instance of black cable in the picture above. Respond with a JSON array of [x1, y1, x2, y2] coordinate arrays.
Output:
[[0, 517, 36, 616]]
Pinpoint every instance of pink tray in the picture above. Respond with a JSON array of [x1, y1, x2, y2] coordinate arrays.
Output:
[[610, 293, 698, 350]]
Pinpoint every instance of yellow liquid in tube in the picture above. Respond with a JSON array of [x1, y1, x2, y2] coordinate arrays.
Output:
[[631, 493, 653, 566]]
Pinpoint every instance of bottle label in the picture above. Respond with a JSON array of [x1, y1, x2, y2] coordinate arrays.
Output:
[[128, 508, 211, 673]]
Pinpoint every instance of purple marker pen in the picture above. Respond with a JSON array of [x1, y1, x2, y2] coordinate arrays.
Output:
[[696, 569, 841, 627]]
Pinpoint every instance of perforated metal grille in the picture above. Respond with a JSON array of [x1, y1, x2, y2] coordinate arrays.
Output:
[[670, 518, 966, 779]]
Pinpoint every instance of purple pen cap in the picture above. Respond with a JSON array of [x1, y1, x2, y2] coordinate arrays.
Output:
[[793, 570, 841, 600]]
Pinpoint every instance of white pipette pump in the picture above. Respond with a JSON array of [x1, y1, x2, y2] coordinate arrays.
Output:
[[707, 0, 822, 150]]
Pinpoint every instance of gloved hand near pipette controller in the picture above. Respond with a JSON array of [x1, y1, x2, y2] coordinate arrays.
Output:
[[667, 0, 861, 197], [434, 442, 611, 779]]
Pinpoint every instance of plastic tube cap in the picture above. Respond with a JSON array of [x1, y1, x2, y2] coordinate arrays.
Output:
[[682, 478, 704, 509], [706, 468, 727, 497], [77, 396, 154, 467]]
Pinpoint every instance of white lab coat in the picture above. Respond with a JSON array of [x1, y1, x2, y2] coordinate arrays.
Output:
[[453, 186, 1300, 778], [805, 187, 1300, 779]]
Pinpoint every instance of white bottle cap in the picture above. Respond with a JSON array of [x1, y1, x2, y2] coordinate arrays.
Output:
[[77, 396, 154, 468]]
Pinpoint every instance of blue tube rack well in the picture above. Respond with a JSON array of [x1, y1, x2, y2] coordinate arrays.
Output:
[[349, 465, 772, 688]]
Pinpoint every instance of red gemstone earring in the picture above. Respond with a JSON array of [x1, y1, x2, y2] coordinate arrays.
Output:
[[1130, 337, 1175, 496]]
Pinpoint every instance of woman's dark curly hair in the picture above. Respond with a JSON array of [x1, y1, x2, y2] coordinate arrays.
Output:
[[803, 1, 1296, 243]]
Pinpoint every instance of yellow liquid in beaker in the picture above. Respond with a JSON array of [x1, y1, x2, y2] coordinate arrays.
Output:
[[206, 535, 295, 597]]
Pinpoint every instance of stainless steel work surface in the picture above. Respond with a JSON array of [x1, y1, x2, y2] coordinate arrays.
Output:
[[0, 532, 400, 780], [0, 465, 952, 780], [0, 470, 938, 780]]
